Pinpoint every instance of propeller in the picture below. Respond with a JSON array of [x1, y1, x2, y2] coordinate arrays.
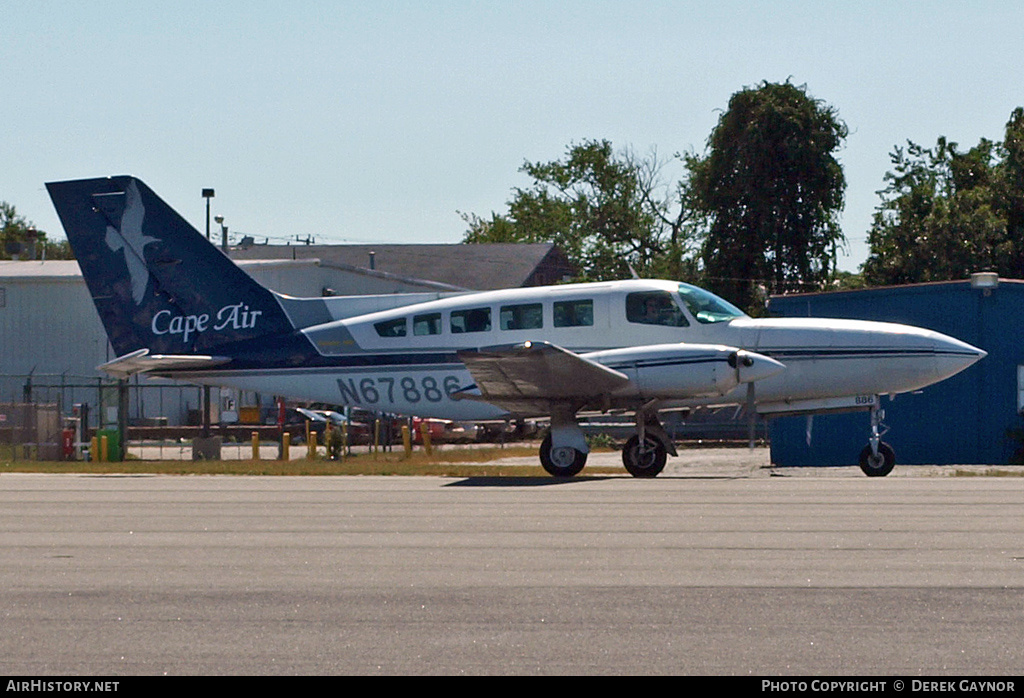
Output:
[[746, 380, 757, 450], [728, 349, 784, 384], [728, 349, 784, 449]]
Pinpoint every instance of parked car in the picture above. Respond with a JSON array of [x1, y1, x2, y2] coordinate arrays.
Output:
[[341, 408, 402, 445], [282, 407, 329, 443], [410, 417, 474, 443], [314, 409, 371, 445]]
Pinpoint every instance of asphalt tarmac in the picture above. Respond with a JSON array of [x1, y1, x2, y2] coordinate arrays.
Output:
[[2, 453, 1023, 675]]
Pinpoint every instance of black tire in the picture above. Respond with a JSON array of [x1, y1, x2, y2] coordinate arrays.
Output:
[[859, 442, 895, 477], [622, 434, 667, 478], [539, 434, 587, 477]]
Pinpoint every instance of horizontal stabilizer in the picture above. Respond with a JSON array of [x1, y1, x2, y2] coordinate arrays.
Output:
[[98, 348, 230, 379]]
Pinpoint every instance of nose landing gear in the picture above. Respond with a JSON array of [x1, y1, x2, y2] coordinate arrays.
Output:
[[859, 399, 895, 477]]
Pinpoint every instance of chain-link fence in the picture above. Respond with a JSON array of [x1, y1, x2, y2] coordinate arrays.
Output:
[[0, 402, 62, 460], [0, 373, 208, 461]]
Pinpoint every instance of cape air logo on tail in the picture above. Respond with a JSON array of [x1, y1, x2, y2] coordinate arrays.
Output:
[[104, 179, 158, 305], [151, 303, 264, 345]]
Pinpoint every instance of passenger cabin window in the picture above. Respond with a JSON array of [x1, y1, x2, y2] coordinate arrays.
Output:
[[500, 303, 543, 330], [450, 307, 491, 333], [553, 299, 593, 327], [413, 312, 441, 336], [626, 291, 689, 327], [374, 317, 407, 337]]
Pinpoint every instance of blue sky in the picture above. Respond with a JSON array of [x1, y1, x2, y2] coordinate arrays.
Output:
[[3, 1, 1022, 272]]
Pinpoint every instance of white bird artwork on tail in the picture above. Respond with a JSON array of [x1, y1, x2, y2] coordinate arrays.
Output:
[[104, 179, 159, 304]]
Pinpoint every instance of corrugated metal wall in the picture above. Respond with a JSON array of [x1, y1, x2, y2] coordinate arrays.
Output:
[[0, 272, 110, 387]]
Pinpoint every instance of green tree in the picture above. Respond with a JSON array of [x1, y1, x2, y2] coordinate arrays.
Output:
[[1, 201, 73, 260], [997, 107, 1024, 264], [862, 107, 1023, 285], [463, 140, 695, 281], [686, 81, 848, 311]]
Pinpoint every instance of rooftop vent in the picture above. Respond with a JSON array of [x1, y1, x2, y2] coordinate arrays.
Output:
[[970, 272, 999, 289]]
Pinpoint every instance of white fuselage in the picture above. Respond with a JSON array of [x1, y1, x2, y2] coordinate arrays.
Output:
[[184, 279, 985, 420]]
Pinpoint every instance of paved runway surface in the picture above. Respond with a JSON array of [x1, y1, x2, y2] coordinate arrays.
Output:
[[3, 459, 1024, 675]]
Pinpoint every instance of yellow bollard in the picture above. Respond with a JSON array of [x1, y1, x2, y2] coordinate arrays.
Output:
[[307, 429, 317, 460], [100, 435, 109, 463], [90, 436, 99, 462], [251, 431, 260, 460], [281, 432, 290, 461], [401, 424, 412, 458], [420, 422, 433, 456]]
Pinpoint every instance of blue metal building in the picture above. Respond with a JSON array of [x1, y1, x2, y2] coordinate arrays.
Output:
[[767, 277, 1021, 466]]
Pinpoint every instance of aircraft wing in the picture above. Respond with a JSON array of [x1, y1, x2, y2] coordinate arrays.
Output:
[[98, 348, 230, 379], [454, 341, 629, 414]]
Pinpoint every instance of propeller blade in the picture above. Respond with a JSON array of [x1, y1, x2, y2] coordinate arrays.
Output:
[[747, 381, 757, 450]]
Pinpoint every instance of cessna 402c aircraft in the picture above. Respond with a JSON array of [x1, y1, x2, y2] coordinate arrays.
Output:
[[47, 176, 986, 478]]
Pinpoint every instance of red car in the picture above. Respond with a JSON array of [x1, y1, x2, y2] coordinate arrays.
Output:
[[411, 417, 468, 444]]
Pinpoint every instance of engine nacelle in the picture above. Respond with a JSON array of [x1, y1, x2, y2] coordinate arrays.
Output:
[[585, 343, 784, 399]]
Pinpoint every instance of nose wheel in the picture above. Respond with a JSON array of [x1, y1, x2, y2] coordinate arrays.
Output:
[[859, 442, 895, 477], [859, 399, 895, 477]]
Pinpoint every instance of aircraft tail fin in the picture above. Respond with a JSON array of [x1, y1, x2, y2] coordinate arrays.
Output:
[[46, 176, 297, 358]]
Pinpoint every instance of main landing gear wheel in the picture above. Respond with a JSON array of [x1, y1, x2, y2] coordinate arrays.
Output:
[[622, 434, 667, 478], [859, 442, 895, 477], [539, 434, 587, 477]]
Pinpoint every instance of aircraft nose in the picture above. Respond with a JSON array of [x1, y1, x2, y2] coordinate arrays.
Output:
[[730, 349, 786, 383], [931, 332, 987, 378]]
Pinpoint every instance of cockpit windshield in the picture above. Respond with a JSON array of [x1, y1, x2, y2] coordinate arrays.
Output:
[[676, 283, 747, 324]]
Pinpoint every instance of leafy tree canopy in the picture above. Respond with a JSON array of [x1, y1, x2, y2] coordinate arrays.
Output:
[[862, 107, 1024, 285], [462, 140, 695, 282], [686, 81, 848, 311], [464, 82, 853, 310], [1, 201, 73, 260]]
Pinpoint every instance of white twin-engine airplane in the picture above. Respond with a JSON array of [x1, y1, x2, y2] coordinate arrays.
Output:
[[47, 176, 986, 478]]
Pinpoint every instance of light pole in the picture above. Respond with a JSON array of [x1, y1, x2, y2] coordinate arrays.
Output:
[[202, 188, 215, 241], [201, 189, 215, 439]]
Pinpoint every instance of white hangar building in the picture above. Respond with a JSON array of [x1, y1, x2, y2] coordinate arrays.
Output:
[[0, 257, 454, 422], [0, 243, 573, 427]]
